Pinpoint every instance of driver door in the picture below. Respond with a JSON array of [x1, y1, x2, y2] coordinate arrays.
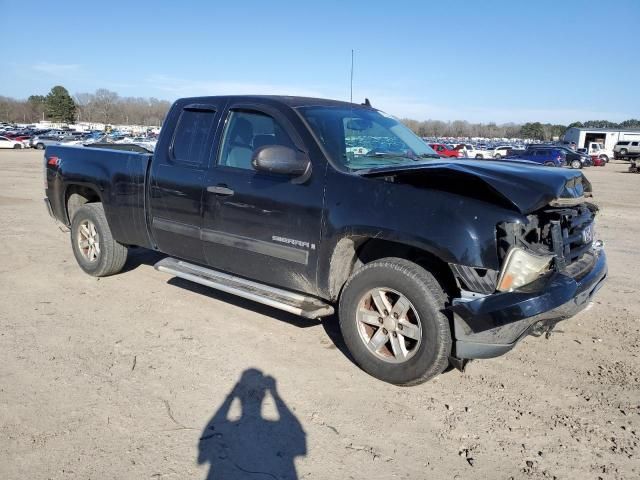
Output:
[[201, 104, 325, 294]]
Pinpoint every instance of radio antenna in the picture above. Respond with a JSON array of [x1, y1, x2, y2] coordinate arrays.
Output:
[[350, 49, 354, 103]]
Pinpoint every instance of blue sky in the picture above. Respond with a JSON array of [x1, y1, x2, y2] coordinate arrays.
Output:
[[1, 0, 638, 123]]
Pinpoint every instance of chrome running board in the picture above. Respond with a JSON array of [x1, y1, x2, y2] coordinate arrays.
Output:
[[154, 257, 334, 319]]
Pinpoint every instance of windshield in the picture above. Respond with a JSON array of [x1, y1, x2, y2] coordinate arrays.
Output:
[[297, 106, 439, 171]]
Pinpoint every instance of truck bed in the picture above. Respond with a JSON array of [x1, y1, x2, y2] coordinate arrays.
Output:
[[45, 145, 153, 248]]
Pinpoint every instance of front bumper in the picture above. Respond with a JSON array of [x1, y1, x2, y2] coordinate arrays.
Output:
[[450, 248, 607, 359]]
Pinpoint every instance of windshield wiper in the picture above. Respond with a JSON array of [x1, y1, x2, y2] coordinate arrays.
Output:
[[363, 151, 418, 160]]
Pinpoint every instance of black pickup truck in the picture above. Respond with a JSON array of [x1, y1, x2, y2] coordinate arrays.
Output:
[[44, 95, 607, 385]]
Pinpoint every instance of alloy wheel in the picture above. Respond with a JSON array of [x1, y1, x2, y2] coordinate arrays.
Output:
[[355, 288, 422, 363], [77, 219, 100, 262]]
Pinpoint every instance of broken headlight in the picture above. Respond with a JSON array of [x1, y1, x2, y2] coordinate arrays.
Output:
[[496, 247, 554, 292]]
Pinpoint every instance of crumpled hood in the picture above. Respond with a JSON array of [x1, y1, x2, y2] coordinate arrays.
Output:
[[360, 159, 591, 214]]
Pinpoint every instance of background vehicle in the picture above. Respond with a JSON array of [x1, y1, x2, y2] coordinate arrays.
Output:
[[0, 135, 23, 149], [43, 95, 607, 385], [527, 144, 591, 169], [463, 145, 492, 159], [30, 135, 62, 150], [491, 145, 512, 159], [428, 143, 463, 158], [514, 147, 566, 167], [614, 141, 640, 159], [587, 142, 612, 162]]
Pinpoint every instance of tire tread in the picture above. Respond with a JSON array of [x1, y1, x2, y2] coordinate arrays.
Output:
[[71, 203, 127, 277], [339, 257, 452, 385]]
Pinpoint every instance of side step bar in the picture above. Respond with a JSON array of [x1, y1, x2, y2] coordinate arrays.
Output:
[[154, 257, 334, 319]]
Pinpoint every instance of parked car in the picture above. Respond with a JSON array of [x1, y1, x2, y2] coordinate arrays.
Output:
[[0, 135, 24, 149], [587, 142, 612, 162], [429, 143, 463, 158], [44, 95, 607, 385], [613, 141, 640, 159], [527, 144, 591, 169], [462, 145, 492, 159], [491, 145, 512, 159], [515, 148, 566, 167], [30, 135, 62, 150]]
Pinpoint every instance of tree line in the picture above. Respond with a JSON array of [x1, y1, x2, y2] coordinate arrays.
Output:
[[0, 85, 171, 127], [1, 85, 639, 138], [401, 118, 640, 141]]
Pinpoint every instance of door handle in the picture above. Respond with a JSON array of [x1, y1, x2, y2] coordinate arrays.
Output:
[[207, 185, 234, 196]]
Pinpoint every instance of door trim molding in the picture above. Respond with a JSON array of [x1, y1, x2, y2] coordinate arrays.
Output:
[[152, 217, 200, 238], [152, 217, 309, 265], [201, 229, 309, 265]]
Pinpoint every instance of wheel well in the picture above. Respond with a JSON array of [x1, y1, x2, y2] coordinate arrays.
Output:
[[327, 237, 458, 301], [65, 185, 101, 223]]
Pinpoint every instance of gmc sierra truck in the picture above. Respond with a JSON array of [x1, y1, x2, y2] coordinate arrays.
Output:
[[44, 95, 607, 385]]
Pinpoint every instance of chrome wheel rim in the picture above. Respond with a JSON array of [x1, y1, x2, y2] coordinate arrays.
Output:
[[356, 288, 422, 363], [77, 220, 100, 262]]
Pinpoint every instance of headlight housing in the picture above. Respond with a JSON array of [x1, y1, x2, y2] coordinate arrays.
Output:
[[496, 247, 554, 292]]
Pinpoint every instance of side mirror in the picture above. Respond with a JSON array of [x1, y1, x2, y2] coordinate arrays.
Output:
[[252, 145, 310, 177]]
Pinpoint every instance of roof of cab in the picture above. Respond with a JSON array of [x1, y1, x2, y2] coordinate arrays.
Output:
[[176, 95, 370, 109]]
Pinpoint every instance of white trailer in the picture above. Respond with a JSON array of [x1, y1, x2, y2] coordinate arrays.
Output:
[[563, 127, 640, 151]]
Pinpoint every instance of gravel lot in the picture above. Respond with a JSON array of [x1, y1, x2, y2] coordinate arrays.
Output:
[[1, 149, 638, 479]]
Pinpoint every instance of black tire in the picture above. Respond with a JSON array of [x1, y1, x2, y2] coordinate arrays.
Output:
[[494, 153, 502, 159], [570, 159, 582, 169], [600, 154, 609, 163], [70, 203, 128, 277], [544, 161, 555, 167], [620, 149, 628, 156], [475, 154, 482, 159], [338, 258, 452, 385], [13, 144, 21, 149], [36, 143, 45, 150]]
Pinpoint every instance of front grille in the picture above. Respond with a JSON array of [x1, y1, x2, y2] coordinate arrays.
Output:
[[544, 205, 594, 271]]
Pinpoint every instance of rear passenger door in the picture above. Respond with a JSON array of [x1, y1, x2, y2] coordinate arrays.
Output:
[[148, 101, 225, 263], [201, 103, 324, 294]]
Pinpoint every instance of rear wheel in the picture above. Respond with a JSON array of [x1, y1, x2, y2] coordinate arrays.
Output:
[[338, 258, 452, 385], [600, 154, 609, 163], [70, 203, 128, 277], [475, 154, 483, 159], [36, 143, 45, 150], [13, 144, 21, 149]]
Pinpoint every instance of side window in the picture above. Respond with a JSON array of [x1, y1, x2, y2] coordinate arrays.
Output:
[[171, 109, 217, 167], [632, 142, 639, 147], [218, 110, 295, 170]]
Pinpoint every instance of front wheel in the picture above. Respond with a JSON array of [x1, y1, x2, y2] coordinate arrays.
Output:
[[544, 161, 555, 167], [13, 144, 21, 149], [494, 153, 502, 159], [600, 154, 609, 163], [570, 159, 582, 169], [36, 143, 45, 150], [338, 258, 452, 385], [70, 203, 128, 277]]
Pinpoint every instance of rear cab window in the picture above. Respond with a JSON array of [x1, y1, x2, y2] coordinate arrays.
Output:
[[171, 108, 217, 167]]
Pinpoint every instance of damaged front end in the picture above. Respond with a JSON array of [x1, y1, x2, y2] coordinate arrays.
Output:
[[448, 198, 607, 361]]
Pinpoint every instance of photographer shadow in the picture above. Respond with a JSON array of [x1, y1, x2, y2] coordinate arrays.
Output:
[[198, 369, 306, 480]]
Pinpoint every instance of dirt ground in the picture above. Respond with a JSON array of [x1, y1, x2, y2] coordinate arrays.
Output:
[[1, 149, 638, 480]]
